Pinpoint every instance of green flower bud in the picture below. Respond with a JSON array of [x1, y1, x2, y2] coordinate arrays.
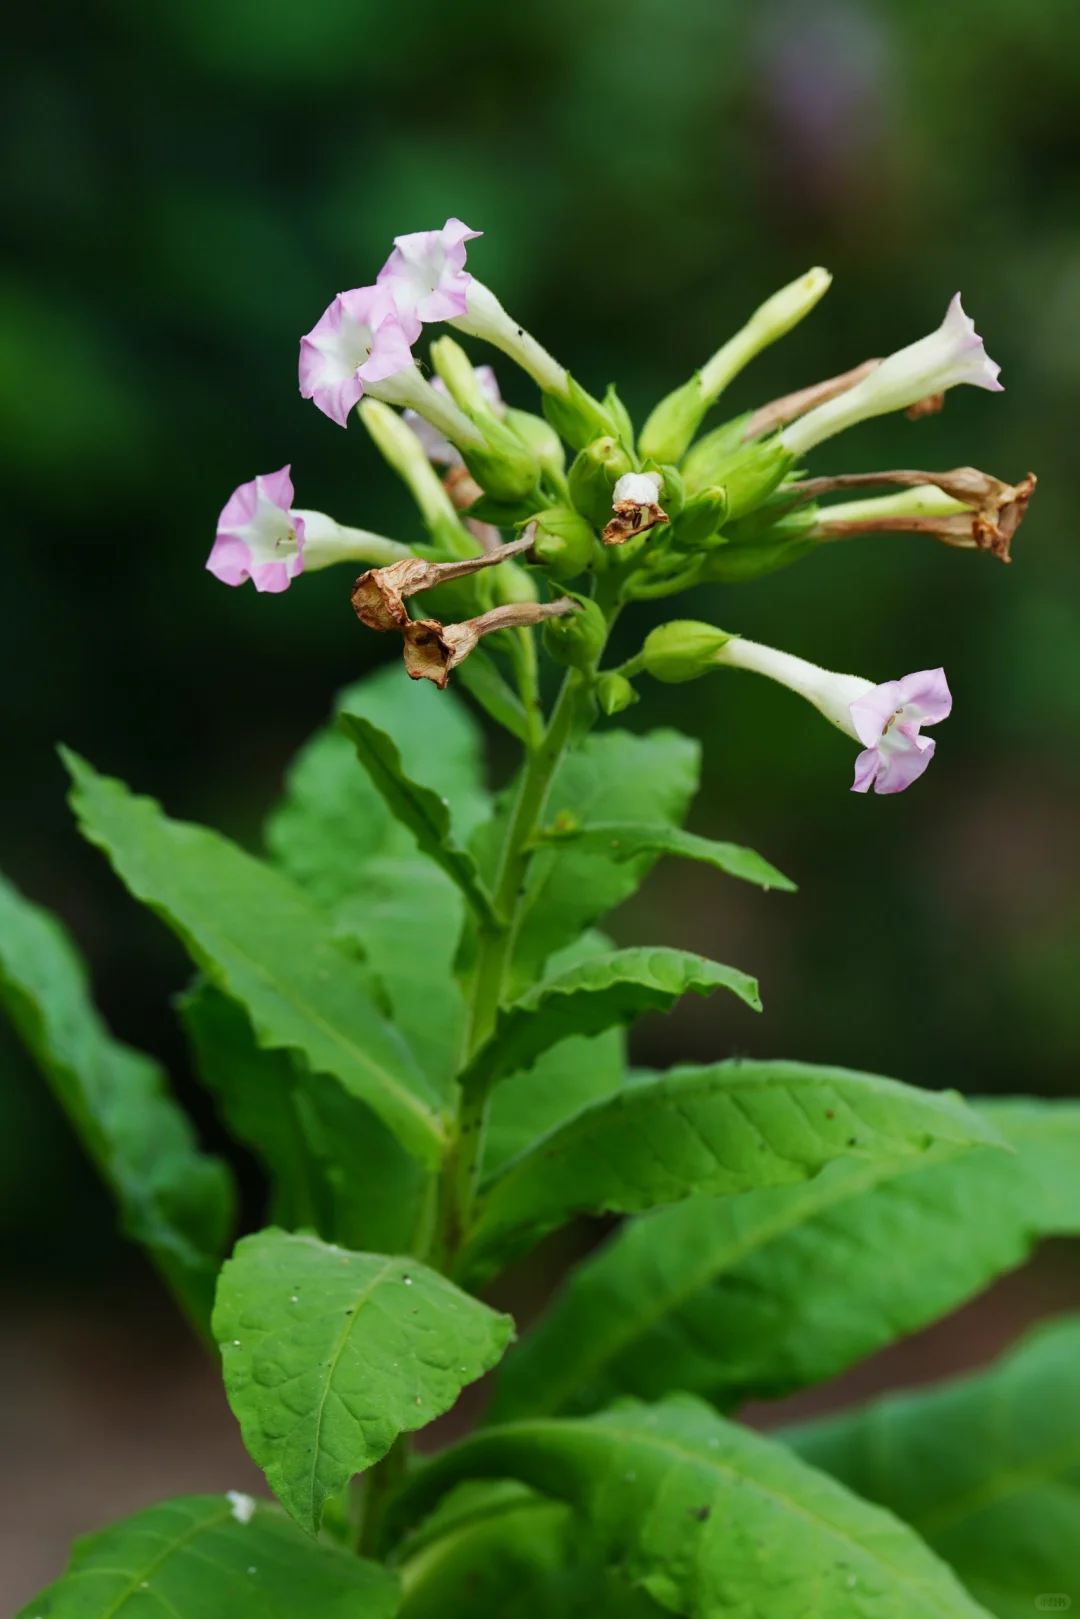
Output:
[[671, 485, 729, 547], [642, 620, 735, 683], [542, 375, 618, 452], [542, 593, 607, 670], [692, 437, 794, 522], [700, 536, 817, 583], [461, 417, 542, 504], [639, 374, 707, 465], [680, 413, 753, 494], [568, 436, 634, 527], [602, 384, 635, 447], [504, 407, 566, 485], [528, 507, 596, 580], [430, 335, 497, 419], [596, 671, 639, 716]]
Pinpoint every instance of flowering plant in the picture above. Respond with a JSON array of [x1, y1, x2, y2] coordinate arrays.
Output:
[[5, 222, 1075, 1619]]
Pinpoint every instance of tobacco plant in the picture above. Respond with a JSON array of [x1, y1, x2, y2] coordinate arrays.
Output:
[[4, 220, 1076, 1619]]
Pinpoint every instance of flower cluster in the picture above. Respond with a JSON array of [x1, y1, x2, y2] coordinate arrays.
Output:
[[207, 218, 1034, 795]]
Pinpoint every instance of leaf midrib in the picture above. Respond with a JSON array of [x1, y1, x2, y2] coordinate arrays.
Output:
[[911, 1431, 1080, 1541], [71, 1501, 232, 1618]]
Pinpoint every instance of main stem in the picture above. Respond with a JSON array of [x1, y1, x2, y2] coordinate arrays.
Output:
[[440, 669, 584, 1264]]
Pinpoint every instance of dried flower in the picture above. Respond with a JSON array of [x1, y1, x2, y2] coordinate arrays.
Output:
[[351, 535, 534, 632], [403, 599, 579, 688], [804, 467, 1037, 562], [602, 471, 669, 546]]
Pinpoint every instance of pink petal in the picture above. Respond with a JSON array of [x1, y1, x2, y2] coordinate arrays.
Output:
[[257, 465, 296, 513], [941, 293, 1003, 393], [217, 476, 260, 532], [206, 532, 255, 587], [311, 369, 366, 429], [893, 667, 952, 726], [875, 733, 936, 794], [358, 314, 416, 384], [851, 747, 880, 794], [848, 680, 903, 748], [377, 218, 482, 330]]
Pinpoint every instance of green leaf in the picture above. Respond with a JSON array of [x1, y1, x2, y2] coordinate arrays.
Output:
[[509, 729, 701, 986], [16, 1492, 400, 1619], [786, 1316, 1080, 1619], [460, 1060, 1006, 1284], [462, 946, 760, 1098], [0, 870, 233, 1333], [396, 1482, 665, 1619], [455, 645, 533, 743], [180, 983, 434, 1254], [339, 712, 498, 924], [266, 664, 490, 909], [391, 1397, 990, 1618], [214, 1229, 514, 1534], [64, 750, 447, 1168], [334, 858, 467, 1095], [533, 820, 796, 893], [490, 1098, 1080, 1420]]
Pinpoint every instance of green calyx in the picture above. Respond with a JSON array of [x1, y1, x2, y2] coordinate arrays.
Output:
[[595, 671, 639, 715], [528, 507, 597, 581], [542, 593, 607, 670], [568, 436, 634, 527], [639, 373, 708, 465], [642, 620, 736, 683], [541, 374, 618, 451]]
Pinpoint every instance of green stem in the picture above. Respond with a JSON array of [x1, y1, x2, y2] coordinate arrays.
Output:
[[440, 670, 585, 1263], [357, 1436, 408, 1557]]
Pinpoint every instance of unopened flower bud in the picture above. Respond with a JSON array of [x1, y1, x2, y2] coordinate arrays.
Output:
[[672, 486, 729, 548], [430, 335, 501, 420], [526, 508, 596, 580], [351, 535, 534, 632], [568, 436, 634, 526], [642, 620, 736, 683], [542, 593, 607, 670], [702, 437, 795, 522], [639, 268, 832, 462], [403, 598, 578, 688], [595, 671, 639, 716], [359, 398, 474, 558], [504, 407, 567, 485]]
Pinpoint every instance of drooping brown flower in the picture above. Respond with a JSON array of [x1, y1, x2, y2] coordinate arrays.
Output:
[[402, 599, 580, 688], [351, 534, 534, 630], [803, 467, 1037, 563]]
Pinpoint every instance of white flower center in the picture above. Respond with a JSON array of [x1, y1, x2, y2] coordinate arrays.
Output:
[[319, 311, 375, 381], [240, 496, 298, 565]]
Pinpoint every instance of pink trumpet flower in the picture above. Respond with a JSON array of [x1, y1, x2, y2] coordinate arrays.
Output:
[[206, 467, 305, 593]]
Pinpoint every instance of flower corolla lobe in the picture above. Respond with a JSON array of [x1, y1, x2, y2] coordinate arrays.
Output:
[[377, 218, 481, 341], [848, 668, 952, 795], [207, 466, 305, 593], [299, 286, 414, 428]]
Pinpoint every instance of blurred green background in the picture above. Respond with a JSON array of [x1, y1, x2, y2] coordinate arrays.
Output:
[[3, 0, 1079, 1288]]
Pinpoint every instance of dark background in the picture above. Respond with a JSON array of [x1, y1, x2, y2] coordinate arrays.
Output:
[[3, 0, 1079, 1603]]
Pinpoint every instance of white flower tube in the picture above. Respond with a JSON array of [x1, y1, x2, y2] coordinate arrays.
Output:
[[781, 295, 1002, 456]]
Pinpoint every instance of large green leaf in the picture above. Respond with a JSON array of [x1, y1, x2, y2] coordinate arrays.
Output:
[[787, 1317, 1080, 1619], [0, 870, 233, 1332], [460, 1059, 1006, 1284], [461, 946, 760, 1098], [507, 728, 701, 987], [214, 1229, 514, 1534], [180, 984, 433, 1254], [532, 821, 796, 893], [390, 1397, 991, 1617], [396, 1482, 665, 1618], [64, 752, 447, 1168], [489, 1099, 1080, 1420], [266, 664, 490, 909], [16, 1493, 400, 1619], [333, 858, 466, 1096], [339, 712, 498, 924]]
